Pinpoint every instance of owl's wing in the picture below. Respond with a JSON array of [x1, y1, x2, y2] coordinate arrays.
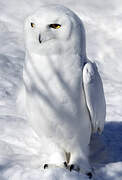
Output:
[[83, 61, 106, 134]]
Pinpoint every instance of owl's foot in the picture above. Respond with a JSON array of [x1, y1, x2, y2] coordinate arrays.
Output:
[[68, 164, 93, 179], [43, 162, 68, 170], [44, 163, 93, 179]]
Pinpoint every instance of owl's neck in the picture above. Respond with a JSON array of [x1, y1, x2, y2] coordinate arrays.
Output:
[[26, 49, 87, 66]]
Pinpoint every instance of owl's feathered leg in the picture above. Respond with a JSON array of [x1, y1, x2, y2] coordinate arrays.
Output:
[[43, 161, 68, 169], [68, 146, 93, 178], [43, 148, 93, 178], [43, 150, 70, 170]]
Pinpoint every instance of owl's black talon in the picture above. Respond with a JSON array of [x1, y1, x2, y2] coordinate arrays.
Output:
[[64, 162, 68, 168], [86, 172, 93, 179], [70, 164, 74, 171], [69, 164, 80, 172], [44, 164, 48, 169]]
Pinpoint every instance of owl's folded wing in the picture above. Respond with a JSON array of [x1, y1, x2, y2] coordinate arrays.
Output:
[[83, 61, 106, 134]]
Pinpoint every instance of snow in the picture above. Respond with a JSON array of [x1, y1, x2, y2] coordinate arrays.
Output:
[[0, 0, 122, 179]]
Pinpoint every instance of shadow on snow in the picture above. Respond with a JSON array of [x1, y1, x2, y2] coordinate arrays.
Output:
[[90, 121, 122, 169]]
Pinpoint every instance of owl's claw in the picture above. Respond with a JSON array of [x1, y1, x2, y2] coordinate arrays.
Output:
[[44, 164, 48, 169], [69, 164, 80, 172], [64, 161, 68, 168], [86, 172, 93, 179], [69, 164, 74, 171]]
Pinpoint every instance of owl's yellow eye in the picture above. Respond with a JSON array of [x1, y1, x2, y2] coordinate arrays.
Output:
[[49, 24, 61, 29], [31, 22, 35, 28]]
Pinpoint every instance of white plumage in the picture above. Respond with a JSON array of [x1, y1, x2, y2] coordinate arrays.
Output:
[[19, 4, 106, 176]]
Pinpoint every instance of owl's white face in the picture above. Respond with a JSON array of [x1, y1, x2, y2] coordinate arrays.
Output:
[[24, 4, 86, 56]]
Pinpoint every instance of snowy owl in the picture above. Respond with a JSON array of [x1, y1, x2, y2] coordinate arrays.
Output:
[[22, 4, 106, 178]]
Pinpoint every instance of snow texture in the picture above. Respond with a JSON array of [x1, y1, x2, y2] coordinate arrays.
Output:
[[0, 0, 122, 180]]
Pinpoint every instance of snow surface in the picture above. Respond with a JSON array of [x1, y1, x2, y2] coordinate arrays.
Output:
[[0, 0, 122, 179]]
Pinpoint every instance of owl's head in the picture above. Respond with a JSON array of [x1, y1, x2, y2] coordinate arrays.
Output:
[[24, 4, 86, 57]]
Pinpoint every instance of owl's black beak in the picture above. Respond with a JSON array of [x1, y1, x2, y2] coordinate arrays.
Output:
[[39, 34, 42, 43]]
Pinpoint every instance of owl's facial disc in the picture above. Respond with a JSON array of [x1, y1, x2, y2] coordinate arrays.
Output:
[[30, 21, 62, 44], [25, 4, 86, 55]]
